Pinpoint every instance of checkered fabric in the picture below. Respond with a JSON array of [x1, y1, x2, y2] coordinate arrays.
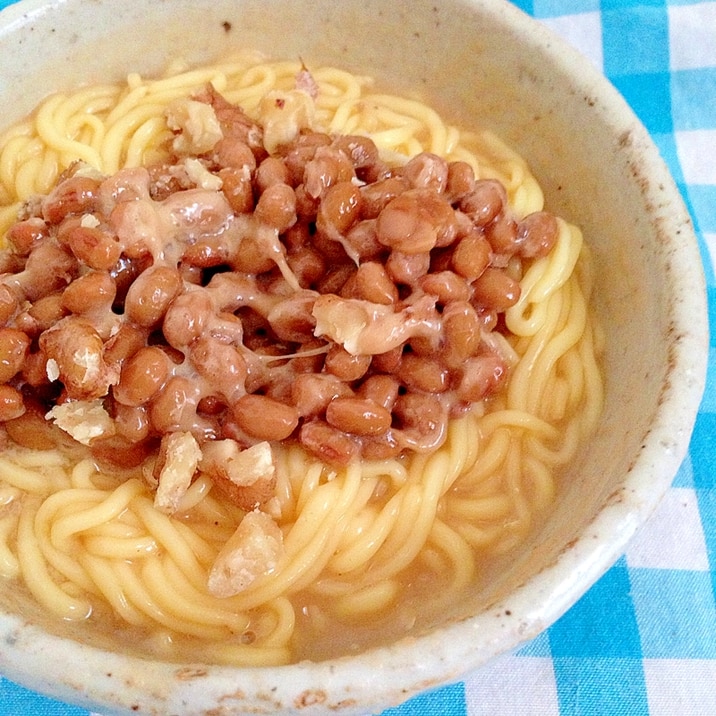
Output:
[[0, 0, 714, 714]]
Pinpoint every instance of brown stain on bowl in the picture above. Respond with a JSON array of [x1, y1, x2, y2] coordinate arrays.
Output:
[[295, 689, 327, 708], [327, 698, 359, 711], [175, 666, 210, 681]]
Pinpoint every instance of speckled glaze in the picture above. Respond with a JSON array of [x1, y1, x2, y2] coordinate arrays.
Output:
[[0, 0, 708, 714]]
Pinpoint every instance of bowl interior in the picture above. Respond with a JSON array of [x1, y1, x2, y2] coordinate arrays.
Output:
[[0, 0, 707, 714]]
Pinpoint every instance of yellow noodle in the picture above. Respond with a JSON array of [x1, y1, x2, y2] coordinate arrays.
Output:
[[34, 512, 100, 597], [0, 128, 33, 189], [36, 94, 105, 169], [358, 453, 450, 584], [427, 519, 475, 591], [328, 495, 402, 575], [506, 221, 580, 336], [160, 559, 248, 629], [123, 117, 172, 168], [332, 476, 382, 549], [0, 511, 20, 578], [253, 595, 296, 649], [199, 641, 292, 667], [334, 579, 400, 618], [117, 558, 233, 639], [141, 556, 249, 632], [83, 534, 158, 560], [257, 463, 364, 598], [447, 493, 513, 522], [292, 460, 325, 517], [78, 551, 148, 626], [17, 497, 92, 620], [453, 520, 507, 550], [50, 478, 146, 546], [132, 497, 212, 590]]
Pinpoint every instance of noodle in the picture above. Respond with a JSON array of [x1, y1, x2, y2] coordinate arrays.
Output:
[[0, 55, 603, 664]]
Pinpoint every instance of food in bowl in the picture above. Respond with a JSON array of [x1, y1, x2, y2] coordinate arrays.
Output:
[[0, 53, 603, 665]]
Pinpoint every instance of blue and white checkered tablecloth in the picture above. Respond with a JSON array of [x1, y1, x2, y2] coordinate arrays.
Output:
[[0, 0, 715, 714]]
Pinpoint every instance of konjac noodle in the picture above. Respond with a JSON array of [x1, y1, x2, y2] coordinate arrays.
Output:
[[0, 54, 603, 664]]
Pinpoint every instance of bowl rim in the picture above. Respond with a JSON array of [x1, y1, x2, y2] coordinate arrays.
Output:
[[0, 0, 709, 713]]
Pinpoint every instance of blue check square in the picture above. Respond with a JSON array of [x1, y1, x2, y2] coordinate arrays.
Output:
[[602, 5, 670, 77], [548, 559, 643, 659], [510, 0, 535, 15], [650, 131, 686, 184], [690, 411, 716, 489], [0, 678, 88, 716], [685, 185, 716, 235], [381, 682, 465, 716], [611, 72, 673, 133], [671, 68, 716, 131], [516, 629, 552, 657], [600, 0, 668, 9], [531, 0, 600, 18], [699, 350, 716, 413], [552, 657, 649, 716], [693, 227, 716, 286], [695, 488, 716, 577], [630, 568, 716, 658], [672, 455, 696, 489]]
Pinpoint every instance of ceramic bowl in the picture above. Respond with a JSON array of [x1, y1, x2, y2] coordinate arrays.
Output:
[[0, 0, 708, 714]]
